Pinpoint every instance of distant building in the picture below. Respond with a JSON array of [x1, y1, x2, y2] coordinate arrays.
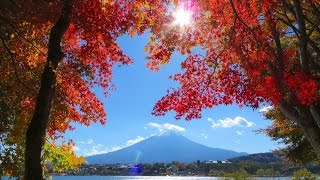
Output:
[[88, 167, 97, 171], [221, 160, 231, 164], [117, 165, 128, 169], [205, 160, 231, 164], [205, 160, 218, 164]]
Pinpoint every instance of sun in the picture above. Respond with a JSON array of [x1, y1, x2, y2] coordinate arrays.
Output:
[[173, 8, 192, 27]]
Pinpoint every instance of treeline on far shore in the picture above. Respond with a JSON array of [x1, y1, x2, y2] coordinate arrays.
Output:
[[63, 159, 320, 177]]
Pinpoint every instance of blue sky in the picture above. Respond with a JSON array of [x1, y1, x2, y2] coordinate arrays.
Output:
[[65, 33, 280, 157]]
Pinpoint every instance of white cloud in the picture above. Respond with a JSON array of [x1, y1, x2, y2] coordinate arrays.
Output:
[[148, 122, 162, 129], [73, 146, 80, 152], [200, 133, 208, 139], [87, 139, 94, 144], [79, 139, 94, 145], [83, 145, 122, 156], [110, 146, 122, 152], [126, 136, 145, 146], [208, 116, 255, 128], [259, 106, 273, 113], [83, 145, 107, 156], [147, 122, 186, 133], [236, 131, 244, 135], [77, 136, 147, 156], [163, 123, 185, 132]]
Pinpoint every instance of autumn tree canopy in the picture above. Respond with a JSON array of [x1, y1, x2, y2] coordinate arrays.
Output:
[[147, 0, 320, 156], [259, 108, 319, 164], [1, 0, 320, 178], [0, 0, 168, 179]]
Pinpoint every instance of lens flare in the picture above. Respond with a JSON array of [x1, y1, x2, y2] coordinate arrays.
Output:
[[173, 8, 192, 27]]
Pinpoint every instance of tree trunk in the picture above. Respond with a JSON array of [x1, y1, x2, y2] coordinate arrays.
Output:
[[299, 110, 320, 156], [276, 0, 320, 157], [279, 101, 320, 156], [310, 105, 320, 128], [24, 1, 72, 180]]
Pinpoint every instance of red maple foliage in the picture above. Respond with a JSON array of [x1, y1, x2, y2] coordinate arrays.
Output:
[[147, 0, 320, 155], [1, 0, 169, 178], [1, 0, 169, 137]]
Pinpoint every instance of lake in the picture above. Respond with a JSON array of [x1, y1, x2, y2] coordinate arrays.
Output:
[[1, 177, 215, 180], [1, 176, 290, 180], [51, 177, 216, 180]]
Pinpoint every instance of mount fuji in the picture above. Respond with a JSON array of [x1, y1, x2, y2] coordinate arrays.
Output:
[[86, 131, 247, 164]]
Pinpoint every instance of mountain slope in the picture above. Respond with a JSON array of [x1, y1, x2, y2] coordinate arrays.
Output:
[[229, 152, 285, 163], [86, 132, 247, 164]]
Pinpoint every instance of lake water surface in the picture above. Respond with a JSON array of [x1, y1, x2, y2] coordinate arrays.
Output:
[[1, 177, 215, 180], [2, 176, 291, 180], [52, 177, 216, 180]]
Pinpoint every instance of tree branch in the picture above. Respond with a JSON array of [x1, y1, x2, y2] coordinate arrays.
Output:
[[229, 0, 258, 40], [0, 16, 45, 54], [0, 37, 34, 91], [294, 0, 310, 72]]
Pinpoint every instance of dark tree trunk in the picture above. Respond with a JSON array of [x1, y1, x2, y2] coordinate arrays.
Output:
[[310, 105, 320, 128], [270, 0, 320, 157], [279, 102, 320, 156], [24, 1, 72, 179], [291, 0, 320, 156], [298, 109, 320, 156]]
